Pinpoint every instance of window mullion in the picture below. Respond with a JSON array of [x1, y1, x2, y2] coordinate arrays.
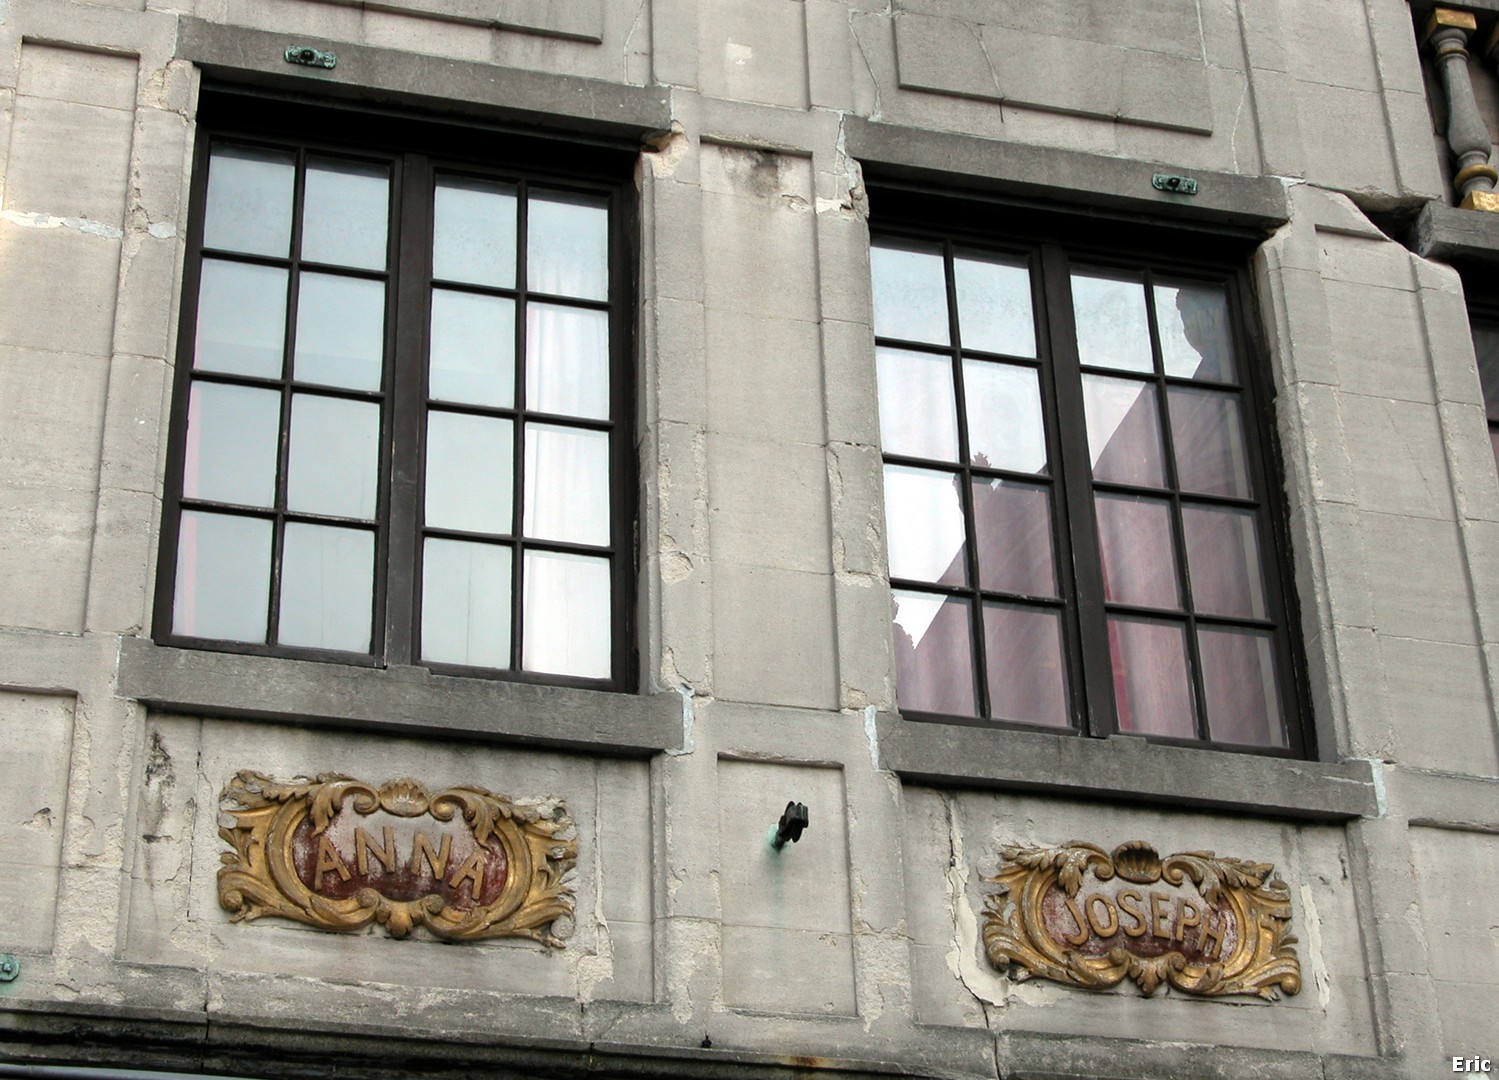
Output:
[[1039, 243, 1119, 738], [384, 151, 431, 667]]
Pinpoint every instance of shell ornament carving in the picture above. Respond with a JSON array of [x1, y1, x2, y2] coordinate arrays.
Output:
[[980, 840, 1301, 999], [217, 771, 576, 944]]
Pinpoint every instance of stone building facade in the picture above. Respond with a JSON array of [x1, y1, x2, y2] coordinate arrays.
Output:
[[1, 1, 1498, 1077]]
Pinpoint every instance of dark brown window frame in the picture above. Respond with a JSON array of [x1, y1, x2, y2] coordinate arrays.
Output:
[[154, 88, 639, 693], [870, 185, 1312, 759]]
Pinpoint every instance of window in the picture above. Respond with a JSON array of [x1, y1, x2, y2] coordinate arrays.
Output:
[[155, 94, 635, 689], [1471, 318, 1499, 475], [870, 200, 1306, 754]]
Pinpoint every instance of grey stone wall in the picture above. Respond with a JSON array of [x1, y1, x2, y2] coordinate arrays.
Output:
[[0, 1, 1497, 1077]]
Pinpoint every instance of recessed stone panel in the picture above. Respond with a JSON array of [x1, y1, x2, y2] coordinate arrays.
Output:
[[0, 691, 75, 952]]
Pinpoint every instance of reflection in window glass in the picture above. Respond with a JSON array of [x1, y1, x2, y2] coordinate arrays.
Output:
[[184, 383, 281, 508], [433, 177, 517, 288], [429, 290, 515, 408], [293, 273, 386, 391], [173, 511, 272, 642], [279, 524, 374, 652], [422, 539, 512, 668], [883, 465, 967, 586], [1109, 616, 1197, 740], [286, 395, 380, 519], [984, 603, 1069, 727], [522, 550, 610, 677], [528, 191, 609, 301], [203, 145, 295, 258], [526, 303, 609, 420], [1072, 270, 1152, 373], [1156, 280, 1234, 381], [964, 360, 1047, 473], [955, 253, 1035, 357], [876, 347, 958, 461], [1082, 374, 1166, 487], [425, 412, 513, 534], [301, 158, 390, 270], [892, 590, 977, 717], [195, 261, 287, 379], [871, 240, 949, 346]]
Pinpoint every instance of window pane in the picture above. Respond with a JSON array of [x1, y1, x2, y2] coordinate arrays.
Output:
[[528, 190, 609, 301], [1094, 493, 1180, 609], [964, 359, 1047, 473], [422, 538, 512, 668], [1475, 325, 1499, 419], [203, 145, 295, 258], [523, 424, 610, 545], [1108, 615, 1197, 739], [871, 240, 949, 346], [425, 411, 513, 534], [1155, 280, 1234, 382], [972, 478, 1055, 597], [1198, 626, 1285, 747], [1168, 387, 1251, 497], [278, 523, 373, 652], [429, 289, 515, 408], [983, 602, 1069, 727], [301, 158, 390, 271], [876, 347, 958, 461], [883, 465, 967, 586], [892, 590, 977, 717], [173, 510, 271, 642], [1072, 270, 1153, 373], [954, 252, 1035, 357], [523, 550, 610, 677], [195, 260, 287, 379], [1082, 374, 1166, 487], [183, 382, 281, 508], [286, 394, 380, 519], [292, 272, 386, 391], [526, 303, 609, 420], [433, 177, 517, 288], [1183, 505, 1266, 618]]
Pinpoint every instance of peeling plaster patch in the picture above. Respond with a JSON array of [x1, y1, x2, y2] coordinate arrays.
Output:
[[0, 0, 9, 24], [23, 807, 53, 830], [147, 221, 175, 239], [1, 210, 123, 239], [1298, 882, 1332, 1009], [942, 794, 1012, 1008], [1364, 757, 1388, 817], [661, 549, 693, 582], [725, 42, 753, 66], [863, 706, 880, 771], [666, 684, 696, 756]]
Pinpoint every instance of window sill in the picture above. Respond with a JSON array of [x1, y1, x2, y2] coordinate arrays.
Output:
[[116, 637, 683, 756], [875, 715, 1378, 821]]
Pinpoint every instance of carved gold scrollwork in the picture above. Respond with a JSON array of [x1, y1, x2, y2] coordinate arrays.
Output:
[[217, 771, 576, 944], [980, 840, 1301, 999]]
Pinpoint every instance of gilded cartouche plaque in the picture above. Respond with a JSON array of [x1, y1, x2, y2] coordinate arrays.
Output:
[[218, 772, 576, 943], [980, 840, 1301, 999]]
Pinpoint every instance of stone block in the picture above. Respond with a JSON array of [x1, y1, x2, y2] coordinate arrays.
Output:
[[1361, 511, 1478, 643], [0, 221, 122, 356], [1323, 281, 1432, 403], [94, 352, 171, 496], [1284, 0, 1379, 91], [1381, 637, 1498, 776], [1282, 382, 1358, 507], [909, 941, 985, 1027], [644, 296, 708, 428], [700, 147, 817, 323], [587, 918, 652, 1003], [1295, 81, 1398, 197], [805, 0, 854, 110], [644, 176, 705, 305], [1441, 403, 1499, 521], [1316, 225, 1413, 292], [0, 690, 75, 952], [833, 577, 894, 711], [84, 486, 159, 635], [827, 441, 883, 577], [704, 310, 824, 445], [495, 0, 604, 43], [698, 0, 808, 109], [1248, 68, 1308, 177], [16, 42, 138, 109], [1386, 88, 1447, 201], [1339, 393, 1455, 520], [720, 924, 856, 1015], [717, 758, 850, 932], [0, 346, 109, 491], [822, 318, 881, 449], [369, 8, 492, 64], [597, 758, 652, 924], [708, 435, 831, 575], [1411, 826, 1499, 1050], [711, 563, 837, 710], [815, 208, 874, 327], [648, 0, 700, 87], [223, 0, 364, 41], [4, 94, 134, 226], [892, 12, 997, 102], [0, 481, 94, 632]]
